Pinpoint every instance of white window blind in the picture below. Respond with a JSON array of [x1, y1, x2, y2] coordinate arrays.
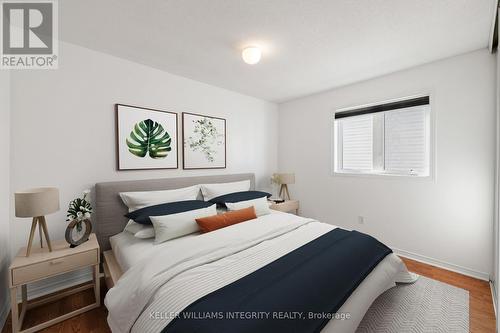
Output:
[[384, 106, 429, 175], [340, 115, 373, 171], [334, 96, 431, 177]]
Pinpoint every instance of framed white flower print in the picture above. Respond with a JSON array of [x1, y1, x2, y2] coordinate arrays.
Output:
[[182, 112, 226, 169], [116, 104, 178, 170]]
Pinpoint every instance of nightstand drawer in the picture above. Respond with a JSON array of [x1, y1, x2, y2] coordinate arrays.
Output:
[[269, 200, 299, 214], [12, 249, 98, 285]]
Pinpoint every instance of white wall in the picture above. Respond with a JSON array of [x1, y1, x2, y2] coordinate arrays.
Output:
[[9, 41, 278, 295], [0, 70, 11, 328], [495, 10, 500, 317], [278, 49, 496, 278]]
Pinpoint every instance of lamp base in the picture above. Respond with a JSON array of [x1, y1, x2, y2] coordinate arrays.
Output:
[[26, 216, 52, 256], [279, 184, 291, 201]]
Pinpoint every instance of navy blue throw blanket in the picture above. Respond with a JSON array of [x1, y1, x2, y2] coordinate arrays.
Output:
[[163, 228, 392, 333]]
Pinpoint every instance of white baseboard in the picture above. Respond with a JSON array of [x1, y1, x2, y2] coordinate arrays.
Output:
[[392, 247, 490, 281]]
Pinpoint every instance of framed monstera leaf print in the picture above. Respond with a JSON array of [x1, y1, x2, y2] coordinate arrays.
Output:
[[116, 104, 178, 170], [182, 112, 226, 169]]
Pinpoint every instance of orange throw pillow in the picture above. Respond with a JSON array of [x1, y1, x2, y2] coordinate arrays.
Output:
[[196, 206, 257, 233]]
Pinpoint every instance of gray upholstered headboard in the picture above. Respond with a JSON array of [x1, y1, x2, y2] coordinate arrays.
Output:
[[94, 173, 255, 251]]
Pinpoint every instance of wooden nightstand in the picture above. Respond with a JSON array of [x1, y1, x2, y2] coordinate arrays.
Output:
[[9, 234, 100, 333], [269, 200, 299, 215]]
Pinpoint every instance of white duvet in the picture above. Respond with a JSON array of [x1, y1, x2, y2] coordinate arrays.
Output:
[[105, 211, 415, 333]]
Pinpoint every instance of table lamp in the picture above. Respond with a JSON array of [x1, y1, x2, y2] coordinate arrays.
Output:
[[277, 173, 295, 200], [15, 187, 59, 256]]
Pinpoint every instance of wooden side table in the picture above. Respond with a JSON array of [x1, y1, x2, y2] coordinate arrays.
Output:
[[9, 234, 100, 333], [269, 200, 300, 215]]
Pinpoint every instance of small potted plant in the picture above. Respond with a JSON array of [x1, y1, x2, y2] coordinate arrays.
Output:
[[65, 190, 93, 247]]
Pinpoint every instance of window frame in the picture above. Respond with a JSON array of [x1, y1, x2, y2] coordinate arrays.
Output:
[[331, 94, 436, 180]]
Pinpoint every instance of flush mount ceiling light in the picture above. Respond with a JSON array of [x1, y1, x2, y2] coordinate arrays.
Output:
[[242, 47, 262, 65]]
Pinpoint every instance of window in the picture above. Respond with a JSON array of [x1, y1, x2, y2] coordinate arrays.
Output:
[[334, 96, 431, 177]]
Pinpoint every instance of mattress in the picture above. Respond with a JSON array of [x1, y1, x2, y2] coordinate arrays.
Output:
[[110, 230, 199, 272], [105, 212, 414, 333], [110, 231, 152, 272], [109, 210, 286, 272]]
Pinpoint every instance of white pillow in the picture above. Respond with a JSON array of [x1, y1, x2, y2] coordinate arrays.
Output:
[[200, 180, 251, 201], [135, 227, 155, 239], [120, 185, 200, 212], [123, 220, 155, 239], [226, 197, 271, 217], [151, 205, 217, 244]]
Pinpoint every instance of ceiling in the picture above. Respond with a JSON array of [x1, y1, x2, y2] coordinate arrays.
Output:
[[60, 0, 496, 103]]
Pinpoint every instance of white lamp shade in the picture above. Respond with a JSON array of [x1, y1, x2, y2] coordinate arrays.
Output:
[[277, 173, 295, 185], [15, 187, 60, 218]]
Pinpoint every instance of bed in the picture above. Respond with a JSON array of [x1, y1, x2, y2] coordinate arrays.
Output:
[[94, 173, 416, 333]]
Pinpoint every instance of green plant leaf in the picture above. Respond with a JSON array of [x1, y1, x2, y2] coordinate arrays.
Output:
[[126, 119, 172, 159]]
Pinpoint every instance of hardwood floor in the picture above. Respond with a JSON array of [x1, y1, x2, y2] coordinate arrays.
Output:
[[1, 257, 496, 333], [2, 281, 110, 333], [401, 257, 496, 333]]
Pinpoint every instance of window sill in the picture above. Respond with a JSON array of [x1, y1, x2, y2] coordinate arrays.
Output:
[[333, 170, 433, 180]]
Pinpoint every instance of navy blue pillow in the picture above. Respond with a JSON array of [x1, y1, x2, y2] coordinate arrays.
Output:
[[125, 200, 213, 225], [209, 191, 272, 208]]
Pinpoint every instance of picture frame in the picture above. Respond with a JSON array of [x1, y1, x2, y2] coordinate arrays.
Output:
[[116, 104, 178, 170], [182, 112, 226, 169]]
